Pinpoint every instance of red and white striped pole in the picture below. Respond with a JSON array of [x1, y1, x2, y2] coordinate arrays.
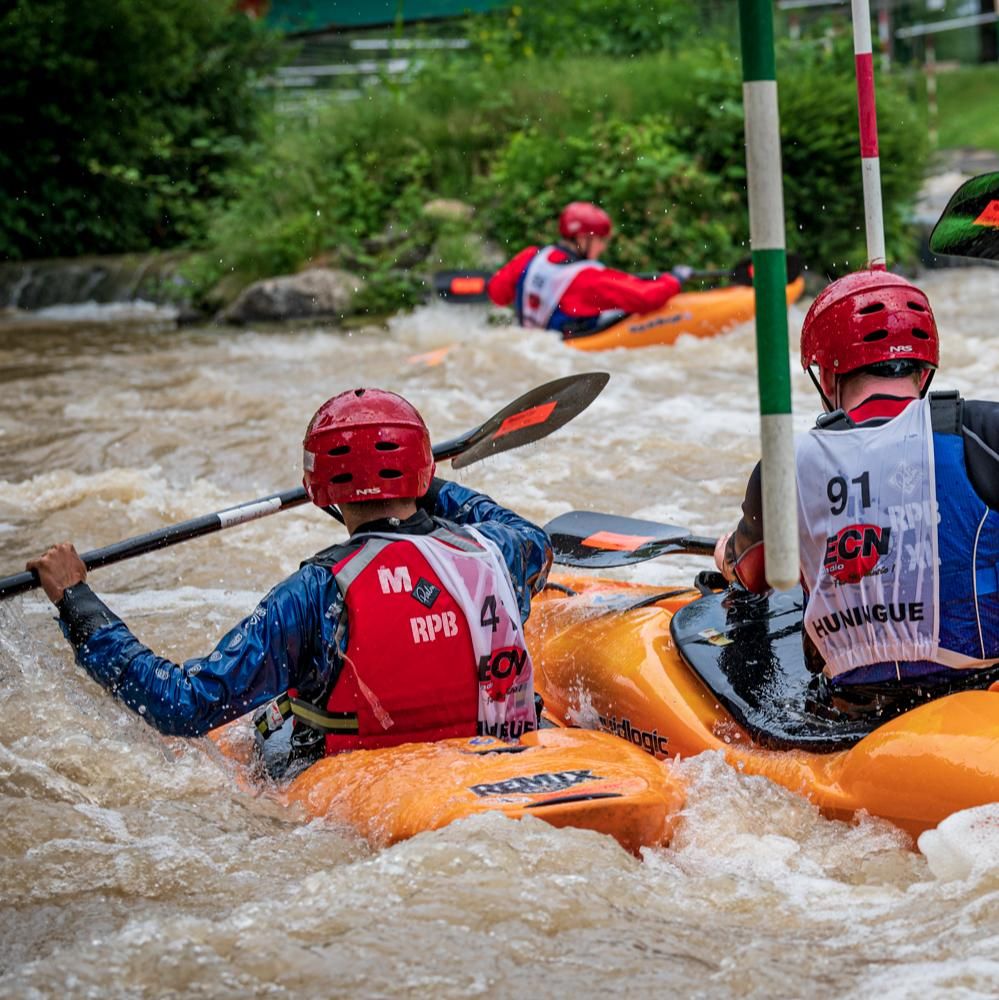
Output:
[[851, 0, 887, 269]]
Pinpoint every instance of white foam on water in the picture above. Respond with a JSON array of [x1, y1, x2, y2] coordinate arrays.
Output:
[[3, 268, 999, 997], [33, 299, 180, 323], [918, 803, 999, 882]]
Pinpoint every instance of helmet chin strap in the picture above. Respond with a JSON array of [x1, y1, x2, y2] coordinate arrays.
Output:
[[806, 366, 835, 412]]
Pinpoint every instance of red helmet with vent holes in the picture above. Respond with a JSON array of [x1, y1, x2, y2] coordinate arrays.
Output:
[[559, 202, 613, 240], [801, 270, 939, 389], [303, 389, 434, 506]]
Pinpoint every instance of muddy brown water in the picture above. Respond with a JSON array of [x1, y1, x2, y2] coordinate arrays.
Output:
[[1, 273, 997, 998]]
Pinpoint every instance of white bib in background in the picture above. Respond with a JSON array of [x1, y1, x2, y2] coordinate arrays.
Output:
[[519, 246, 603, 329]]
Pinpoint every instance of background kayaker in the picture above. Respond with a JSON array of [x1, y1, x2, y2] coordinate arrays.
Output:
[[487, 201, 694, 336], [27, 389, 552, 771], [714, 269, 999, 708]]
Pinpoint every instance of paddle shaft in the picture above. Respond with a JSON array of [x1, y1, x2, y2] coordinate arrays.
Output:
[[433, 254, 802, 302], [2, 373, 609, 600], [0, 490, 308, 599], [673, 536, 718, 556]]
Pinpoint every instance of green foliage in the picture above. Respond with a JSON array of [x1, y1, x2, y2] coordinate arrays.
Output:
[[191, 32, 925, 309], [189, 108, 442, 296], [0, 0, 281, 260], [478, 45, 926, 278], [927, 65, 999, 153], [484, 117, 743, 271], [651, 43, 928, 277], [465, 0, 704, 65]]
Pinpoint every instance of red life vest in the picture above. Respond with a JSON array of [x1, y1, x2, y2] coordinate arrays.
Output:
[[321, 531, 480, 754], [257, 524, 537, 756]]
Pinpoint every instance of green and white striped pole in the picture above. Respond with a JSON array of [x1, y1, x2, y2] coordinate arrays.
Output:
[[738, 0, 799, 590]]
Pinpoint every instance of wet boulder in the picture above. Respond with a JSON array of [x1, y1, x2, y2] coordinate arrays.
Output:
[[221, 268, 364, 324], [422, 198, 474, 222]]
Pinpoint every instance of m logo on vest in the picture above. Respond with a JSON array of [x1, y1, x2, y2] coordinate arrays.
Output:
[[377, 565, 412, 594], [823, 523, 892, 584]]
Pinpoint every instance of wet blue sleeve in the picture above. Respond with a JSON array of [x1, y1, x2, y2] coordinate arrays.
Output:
[[63, 566, 335, 737], [434, 480, 552, 621]]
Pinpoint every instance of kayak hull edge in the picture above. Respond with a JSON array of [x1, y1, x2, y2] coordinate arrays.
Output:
[[565, 277, 806, 351], [211, 724, 686, 854]]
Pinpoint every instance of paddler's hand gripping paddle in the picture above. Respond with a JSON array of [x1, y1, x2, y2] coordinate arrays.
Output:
[[0, 373, 609, 599]]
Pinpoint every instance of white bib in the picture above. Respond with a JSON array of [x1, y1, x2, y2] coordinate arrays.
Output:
[[519, 246, 603, 329], [795, 398, 940, 677]]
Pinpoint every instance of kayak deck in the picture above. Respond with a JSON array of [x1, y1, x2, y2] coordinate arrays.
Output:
[[527, 575, 999, 838], [564, 277, 805, 351], [212, 725, 685, 854]]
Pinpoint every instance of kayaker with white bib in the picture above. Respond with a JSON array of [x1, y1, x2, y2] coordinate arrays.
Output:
[[488, 201, 694, 336], [715, 269, 999, 707], [28, 389, 552, 771]]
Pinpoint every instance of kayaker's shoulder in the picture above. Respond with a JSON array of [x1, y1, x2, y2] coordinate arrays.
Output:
[[960, 397, 999, 434]]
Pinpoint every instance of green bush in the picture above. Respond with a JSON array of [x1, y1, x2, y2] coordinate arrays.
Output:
[[465, 0, 704, 65], [0, 0, 281, 260], [658, 43, 928, 277], [483, 117, 743, 271], [478, 45, 926, 277]]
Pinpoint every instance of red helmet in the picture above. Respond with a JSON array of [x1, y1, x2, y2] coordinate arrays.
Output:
[[800, 270, 938, 392], [303, 389, 434, 506], [559, 202, 613, 240]]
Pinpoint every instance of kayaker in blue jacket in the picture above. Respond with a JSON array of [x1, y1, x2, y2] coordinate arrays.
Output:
[[29, 389, 552, 770], [714, 269, 999, 709]]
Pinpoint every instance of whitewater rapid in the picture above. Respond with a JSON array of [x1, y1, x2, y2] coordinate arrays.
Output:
[[1, 270, 997, 998]]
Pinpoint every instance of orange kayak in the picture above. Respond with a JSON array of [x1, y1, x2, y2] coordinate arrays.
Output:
[[211, 724, 685, 854], [527, 574, 999, 839], [564, 277, 806, 351]]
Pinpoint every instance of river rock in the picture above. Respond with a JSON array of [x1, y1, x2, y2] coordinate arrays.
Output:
[[221, 268, 364, 324], [422, 199, 475, 222]]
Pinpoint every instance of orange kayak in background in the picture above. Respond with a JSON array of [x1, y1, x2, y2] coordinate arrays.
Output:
[[564, 277, 806, 351], [527, 574, 999, 839], [211, 724, 686, 854]]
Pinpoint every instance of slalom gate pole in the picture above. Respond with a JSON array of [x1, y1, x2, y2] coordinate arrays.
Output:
[[738, 0, 799, 590], [851, 0, 888, 268]]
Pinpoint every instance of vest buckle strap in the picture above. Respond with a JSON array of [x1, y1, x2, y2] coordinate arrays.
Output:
[[288, 697, 360, 734], [254, 694, 292, 739], [815, 408, 854, 431], [929, 390, 963, 436]]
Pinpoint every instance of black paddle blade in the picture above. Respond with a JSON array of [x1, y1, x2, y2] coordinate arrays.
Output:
[[727, 252, 803, 287], [432, 270, 493, 302], [929, 172, 999, 260], [447, 372, 610, 470], [544, 510, 716, 568]]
